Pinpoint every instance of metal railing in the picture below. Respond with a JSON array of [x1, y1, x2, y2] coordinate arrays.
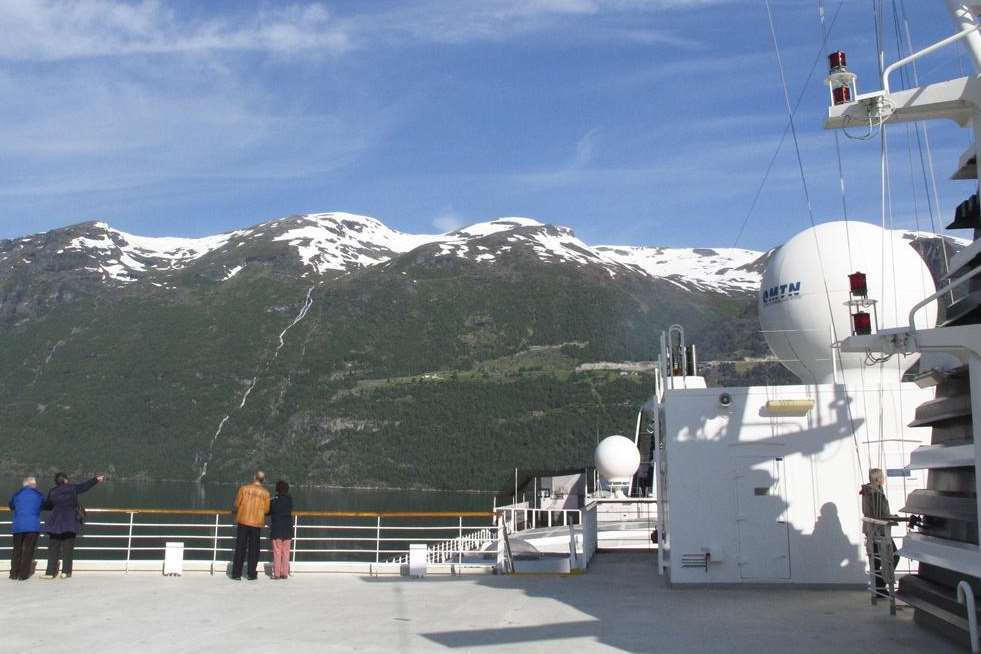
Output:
[[495, 506, 582, 534], [0, 507, 498, 575], [862, 517, 898, 615], [1, 500, 651, 575]]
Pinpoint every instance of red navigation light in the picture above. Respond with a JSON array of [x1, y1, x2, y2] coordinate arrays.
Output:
[[826, 50, 856, 107], [852, 311, 872, 336], [848, 271, 868, 297], [829, 51, 847, 72]]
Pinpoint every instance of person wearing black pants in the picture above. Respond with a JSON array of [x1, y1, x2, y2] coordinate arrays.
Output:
[[40, 472, 105, 579], [9, 476, 44, 580], [230, 471, 270, 580], [11, 533, 40, 579], [45, 534, 76, 577], [232, 525, 261, 580]]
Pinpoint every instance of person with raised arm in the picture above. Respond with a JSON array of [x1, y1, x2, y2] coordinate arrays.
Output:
[[231, 470, 270, 580], [41, 472, 105, 579]]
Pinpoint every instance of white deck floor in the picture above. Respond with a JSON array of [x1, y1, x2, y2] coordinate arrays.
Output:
[[0, 552, 951, 653]]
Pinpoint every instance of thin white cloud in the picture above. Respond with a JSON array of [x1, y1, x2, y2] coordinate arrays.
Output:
[[0, 1, 350, 61], [340, 0, 721, 49], [0, 59, 404, 199], [0, 0, 732, 62], [432, 207, 466, 233], [575, 128, 601, 168]]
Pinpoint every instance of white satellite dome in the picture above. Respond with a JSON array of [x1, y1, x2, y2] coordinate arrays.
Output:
[[594, 435, 641, 484], [759, 221, 936, 384]]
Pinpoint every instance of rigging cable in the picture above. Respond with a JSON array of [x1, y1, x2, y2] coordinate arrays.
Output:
[[820, 0, 859, 383], [899, 0, 952, 295], [761, 0, 835, 317], [762, 0, 868, 477], [822, 0, 872, 478], [733, 0, 846, 248], [873, 0, 895, 473]]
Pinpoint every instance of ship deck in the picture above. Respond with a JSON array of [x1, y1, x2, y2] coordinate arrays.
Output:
[[1, 552, 949, 653]]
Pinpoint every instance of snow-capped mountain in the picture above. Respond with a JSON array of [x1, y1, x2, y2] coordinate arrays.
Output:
[[0, 212, 967, 487], [0, 212, 768, 293]]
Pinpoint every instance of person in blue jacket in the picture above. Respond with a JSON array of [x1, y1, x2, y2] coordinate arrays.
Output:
[[41, 472, 105, 579], [8, 476, 45, 580]]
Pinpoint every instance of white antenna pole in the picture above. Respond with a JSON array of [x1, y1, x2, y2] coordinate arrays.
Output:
[[946, 1, 981, 73], [830, 323, 839, 384]]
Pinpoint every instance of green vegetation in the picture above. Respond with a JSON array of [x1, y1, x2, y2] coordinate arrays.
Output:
[[0, 224, 782, 490]]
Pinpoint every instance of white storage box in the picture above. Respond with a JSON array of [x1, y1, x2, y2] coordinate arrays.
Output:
[[164, 541, 185, 576], [408, 544, 427, 578]]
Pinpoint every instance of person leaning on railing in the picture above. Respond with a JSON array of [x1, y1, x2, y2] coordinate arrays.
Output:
[[231, 470, 271, 581], [268, 480, 293, 580], [41, 472, 106, 580], [8, 476, 44, 581]]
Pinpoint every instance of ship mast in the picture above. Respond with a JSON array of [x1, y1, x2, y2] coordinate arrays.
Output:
[[827, 2, 981, 647], [947, 0, 981, 73]]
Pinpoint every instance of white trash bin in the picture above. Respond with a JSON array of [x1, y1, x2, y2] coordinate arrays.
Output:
[[408, 544, 427, 578], [164, 541, 185, 576]]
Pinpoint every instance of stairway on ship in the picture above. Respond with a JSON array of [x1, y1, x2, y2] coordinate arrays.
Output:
[[898, 199, 981, 649]]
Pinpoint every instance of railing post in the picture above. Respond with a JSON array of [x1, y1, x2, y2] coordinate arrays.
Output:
[[563, 511, 567, 527], [291, 515, 299, 573], [496, 515, 506, 573], [124, 512, 134, 574], [548, 511, 552, 528], [958, 581, 980, 654], [375, 516, 381, 564], [211, 513, 220, 576], [458, 516, 463, 564]]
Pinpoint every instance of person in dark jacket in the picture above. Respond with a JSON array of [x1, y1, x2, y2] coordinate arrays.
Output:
[[8, 477, 44, 580], [41, 472, 105, 579], [268, 480, 294, 579]]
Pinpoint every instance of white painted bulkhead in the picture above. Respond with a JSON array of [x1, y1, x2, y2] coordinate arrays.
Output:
[[657, 381, 932, 585]]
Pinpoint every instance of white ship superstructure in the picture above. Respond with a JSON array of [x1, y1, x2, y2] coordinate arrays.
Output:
[[648, 220, 937, 586]]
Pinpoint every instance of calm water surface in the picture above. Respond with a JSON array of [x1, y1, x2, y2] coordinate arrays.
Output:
[[3, 476, 501, 513]]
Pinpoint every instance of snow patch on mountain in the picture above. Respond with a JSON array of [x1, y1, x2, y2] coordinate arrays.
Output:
[[899, 230, 970, 246], [57, 222, 248, 282], [450, 217, 544, 238], [273, 212, 440, 273], [595, 245, 764, 292], [434, 219, 622, 276], [77, 222, 240, 264]]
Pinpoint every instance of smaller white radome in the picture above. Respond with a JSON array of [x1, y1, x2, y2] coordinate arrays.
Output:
[[594, 435, 641, 484]]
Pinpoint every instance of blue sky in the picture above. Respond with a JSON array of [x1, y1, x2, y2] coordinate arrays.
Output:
[[0, 0, 973, 251]]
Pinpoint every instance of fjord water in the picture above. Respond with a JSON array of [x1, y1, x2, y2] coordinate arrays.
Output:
[[2, 476, 499, 513]]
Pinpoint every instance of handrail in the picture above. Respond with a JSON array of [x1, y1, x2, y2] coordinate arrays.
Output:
[[0, 507, 493, 518], [860, 516, 899, 526], [958, 581, 980, 654], [1, 506, 504, 573], [909, 265, 981, 332], [882, 21, 981, 94]]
